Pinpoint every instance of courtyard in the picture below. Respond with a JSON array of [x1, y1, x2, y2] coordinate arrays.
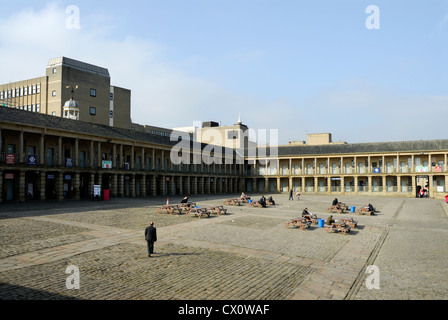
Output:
[[0, 193, 447, 301]]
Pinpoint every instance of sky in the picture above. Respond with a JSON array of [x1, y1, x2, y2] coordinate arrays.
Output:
[[0, 0, 447, 145]]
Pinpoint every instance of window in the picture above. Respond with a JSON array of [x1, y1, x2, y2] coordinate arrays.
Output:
[[37, 84, 40, 94], [0, 91, 3, 99], [24, 87, 28, 96], [90, 107, 96, 115], [52, 90, 56, 97], [52, 112, 56, 116], [110, 111, 113, 118], [36, 104, 40, 113], [90, 88, 96, 97], [110, 93, 114, 101], [32, 85, 36, 95], [53, 68, 57, 74]]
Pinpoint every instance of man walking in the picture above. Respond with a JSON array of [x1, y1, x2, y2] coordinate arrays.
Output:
[[289, 189, 293, 201], [145, 221, 157, 257]]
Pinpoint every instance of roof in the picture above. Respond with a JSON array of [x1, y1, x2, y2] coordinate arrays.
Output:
[[268, 139, 448, 157], [47, 57, 110, 77], [0, 107, 237, 155]]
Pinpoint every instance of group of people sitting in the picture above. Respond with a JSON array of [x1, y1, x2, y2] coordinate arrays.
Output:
[[241, 192, 276, 208]]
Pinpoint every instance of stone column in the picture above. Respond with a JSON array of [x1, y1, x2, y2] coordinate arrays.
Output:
[[39, 134, 45, 165], [141, 175, 147, 197], [56, 172, 64, 201], [39, 172, 46, 201], [150, 175, 157, 196], [74, 139, 79, 168], [118, 174, 124, 198], [184, 176, 191, 195], [74, 173, 80, 200], [19, 170, 26, 202], [205, 177, 211, 194], [429, 175, 434, 198], [397, 176, 401, 194], [97, 142, 102, 168], [412, 175, 416, 197], [58, 136, 62, 167], [354, 176, 359, 193], [130, 174, 136, 197], [112, 174, 118, 198], [192, 177, 198, 195], [160, 176, 166, 196], [0, 170, 3, 203], [90, 141, 94, 169]]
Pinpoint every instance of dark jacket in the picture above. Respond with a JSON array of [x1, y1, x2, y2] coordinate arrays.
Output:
[[145, 226, 157, 242]]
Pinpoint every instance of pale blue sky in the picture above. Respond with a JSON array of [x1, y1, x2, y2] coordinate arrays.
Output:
[[1, 0, 447, 144]]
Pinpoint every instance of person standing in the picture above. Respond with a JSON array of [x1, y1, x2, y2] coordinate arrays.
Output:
[[289, 189, 293, 201], [145, 221, 157, 257]]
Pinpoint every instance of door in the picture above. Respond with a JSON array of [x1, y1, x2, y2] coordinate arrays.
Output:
[[387, 179, 393, 192], [6, 179, 14, 201], [372, 180, 379, 192], [319, 180, 325, 192], [345, 180, 351, 192]]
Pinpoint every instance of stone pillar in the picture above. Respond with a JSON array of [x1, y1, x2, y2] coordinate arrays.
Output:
[[19, 131, 24, 164], [130, 174, 136, 197], [118, 174, 124, 198], [382, 176, 387, 195], [74, 173, 80, 200], [429, 175, 434, 198], [184, 176, 190, 195], [58, 136, 62, 167], [205, 177, 211, 194], [141, 175, 147, 197], [90, 141, 94, 169], [412, 175, 416, 197], [314, 177, 318, 193], [341, 176, 345, 195], [368, 176, 372, 194], [192, 177, 198, 195], [397, 176, 401, 194], [199, 177, 205, 194], [150, 175, 157, 196], [39, 172, 46, 201], [301, 177, 305, 193], [74, 139, 79, 167], [160, 176, 166, 196], [19, 170, 26, 202], [445, 174, 448, 194], [112, 174, 118, 198], [265, 178, 269, 193], [354, 176, 359, 193], [39, 134, 45, 165], [56, 172, 64, 201], [0, 170, 3, 203]]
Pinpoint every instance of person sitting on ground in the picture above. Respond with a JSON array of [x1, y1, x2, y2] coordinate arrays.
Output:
[[326, 215, 335, 226], [368, 203, 374, 212], [332, 198, 339, 206], [181, 197, 189, 204], [268, 196, 276, 206], [259, 195, 267, 208]]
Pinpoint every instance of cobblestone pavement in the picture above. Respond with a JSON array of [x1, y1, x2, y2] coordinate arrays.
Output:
[[0, 193, 447, 300]]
